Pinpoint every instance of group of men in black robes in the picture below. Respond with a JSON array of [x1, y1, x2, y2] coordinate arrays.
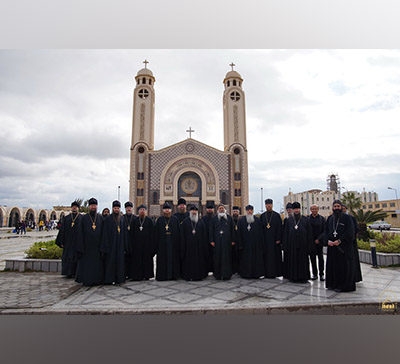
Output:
[[55, 195, 362, 293]]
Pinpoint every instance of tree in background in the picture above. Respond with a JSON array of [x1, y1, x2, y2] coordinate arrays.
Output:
[[342, 191, 362, 215]]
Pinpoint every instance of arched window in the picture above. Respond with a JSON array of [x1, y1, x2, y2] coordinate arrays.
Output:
[[152, 192, 158, 205], [233, 80, 237, 86], [142, 77, 146, 84], [221, 192, 228, 205]]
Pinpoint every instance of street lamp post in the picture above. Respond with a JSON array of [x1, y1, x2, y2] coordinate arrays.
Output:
[[118, 186, 121, 202], [260, 187, 264, 213], [388, 186, 399, 215]]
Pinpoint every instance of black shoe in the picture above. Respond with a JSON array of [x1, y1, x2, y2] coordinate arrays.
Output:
[[311, 276, 318, 281], [320, 276, 325, 281]]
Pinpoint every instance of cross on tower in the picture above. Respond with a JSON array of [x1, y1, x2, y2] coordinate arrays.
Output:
[[186, 126, 195, 138], [143, 59, 149, 69], [230, 62, 235, 71]]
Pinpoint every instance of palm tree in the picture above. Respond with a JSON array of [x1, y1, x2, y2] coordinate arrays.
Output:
[[354, 209, 388, 241], [342, 191, 362, 216]]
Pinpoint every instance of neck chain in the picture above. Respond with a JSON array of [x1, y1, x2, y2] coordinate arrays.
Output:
[[191, 220, 197, 235], [125, 214, 133, 231], [266, 211, 273, 229], [113, 214, 121, 234], [139, 216, 145, 231], [165, 216, 171, 231], [333, 215, 340, 238], [71, 212, 79, 227], [88, 212, 97, 231], [233, 218, 238, 231], [294, 215, 301, 230]]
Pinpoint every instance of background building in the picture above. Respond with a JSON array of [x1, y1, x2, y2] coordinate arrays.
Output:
[[129, 63, 249, 216], [361, 199, 400, 228]]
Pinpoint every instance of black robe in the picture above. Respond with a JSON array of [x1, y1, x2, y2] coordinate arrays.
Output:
[[237, 216, 264, 279], [283, 215, 314, 282], [349, 214, 362, 282], [100, 214, 128, 284], [55, 212, 82, 277], [324, 213, 356, 292], [201, 213, 214, 273], [154, 215, 181, 281], [231, 216, 240, 274], [126, 216, 155, 280], [174, 211, 189, 224], [180, 217, 208, 280], [260, 210, 283, 278], [75, 212, 104, 286], [209, 215, 235, 280]]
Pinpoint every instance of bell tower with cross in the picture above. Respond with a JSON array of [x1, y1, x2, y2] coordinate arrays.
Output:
[[222, 63, 249, 211], [129, 60, 156, 206]]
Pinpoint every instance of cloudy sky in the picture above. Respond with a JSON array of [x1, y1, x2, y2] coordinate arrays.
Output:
[[0, 49, 399, 212]]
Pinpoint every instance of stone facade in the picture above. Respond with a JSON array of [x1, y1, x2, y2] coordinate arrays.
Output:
[[129, 64, 249, 216]]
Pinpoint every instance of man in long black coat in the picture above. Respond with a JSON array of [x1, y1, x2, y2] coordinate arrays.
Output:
[[308, 204, 326, 281], [155, 202, 181, 281], [126, 204, 155, 280], [237, 205, 264, 279], [174, 198, 189, 224], [76, 198, 104, 286], [100, 200, 128, 285], [209, 204, 235, 280], [260, 198, 283, 278], [342, 204, 362, 283], [202, 201, 215, 275], [283, 202, 314, 283], [325, 200, 356, 292], [180, 206, 208, 280], [55, 200, 82, 278], [282, 202, 293, 279], [231, 206, 241, 274]]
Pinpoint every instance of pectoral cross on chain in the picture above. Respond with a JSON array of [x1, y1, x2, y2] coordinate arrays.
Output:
[[333, 231, 338, 238]]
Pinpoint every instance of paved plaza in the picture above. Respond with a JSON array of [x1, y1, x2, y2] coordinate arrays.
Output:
[[1, 229, 399, 314]]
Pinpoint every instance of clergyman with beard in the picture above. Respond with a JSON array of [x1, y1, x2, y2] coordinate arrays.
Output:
[[75, 198, 104, 286], [209, 204, 235, 280], [180, 205, 208, 281], [325, 200, 356, 292], [237, 205, 264, 279], [202, 201, 215, 275]]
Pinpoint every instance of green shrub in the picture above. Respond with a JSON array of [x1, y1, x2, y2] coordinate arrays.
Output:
[[24, 240, 63, 259], [357, 232, 400, 253]]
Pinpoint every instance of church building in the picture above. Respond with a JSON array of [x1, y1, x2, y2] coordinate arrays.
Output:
[[129, 62, 249, 216]]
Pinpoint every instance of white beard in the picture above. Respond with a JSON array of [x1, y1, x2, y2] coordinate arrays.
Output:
[[218, 212, 227, 220], [246, 214, 255, 224], [190, 214, 198, 223]]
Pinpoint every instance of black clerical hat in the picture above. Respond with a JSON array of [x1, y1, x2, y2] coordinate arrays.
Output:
[[265, 198, 273, 204], [292, 202, 301, 209], [88, 198, 98, 205], [245, 205, 254, 210], [333, 199, 342, 206], [71, 200, 80, 208], [112, 200, 121, 208], [286, 203, 293, 209], [138, 204, 147, 210], [189, 205, 198, 211], [232, 206, 240, 211], [163, 202, 171, 209], [177, 198, 187, 205], [206, 201, 215, 209], [124, 201, 133, 208]]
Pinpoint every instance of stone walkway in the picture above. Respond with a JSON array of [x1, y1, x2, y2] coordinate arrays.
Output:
[[1, 263, 399, 314]]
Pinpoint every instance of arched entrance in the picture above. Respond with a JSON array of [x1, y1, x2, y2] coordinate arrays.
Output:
[[0, 207, 4, 227], [178, 171, 202, 210], [38, 210, 47, 223], [25, 209, 35, 224], [8, 207, 21, 227], [50, 211, 57, 221]]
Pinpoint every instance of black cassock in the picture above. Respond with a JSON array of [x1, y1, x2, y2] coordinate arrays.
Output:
[[209, 215, 235, 280], [174, 211, 189, 224], [349, 214, 362, 282], [126, 216, 155, 280], [56, 212, 82, 277], [201, 213, 214, 273], [100, 214, 128, 284], [260, 210, 283, 278], [180, 217, 208, 280], [283, 215, 314, 282], [325, 213, 356, 292], [237, 216, 264, 279], [75, 212, 104, 286], [231, 217, 240, 274], [155, 215, 181, 281]]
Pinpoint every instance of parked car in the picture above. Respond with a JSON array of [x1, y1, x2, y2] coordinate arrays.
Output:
[[369, 221, 391, 230]]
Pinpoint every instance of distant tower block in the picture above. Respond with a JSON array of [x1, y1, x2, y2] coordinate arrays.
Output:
[[327, 173, 340, 193]]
